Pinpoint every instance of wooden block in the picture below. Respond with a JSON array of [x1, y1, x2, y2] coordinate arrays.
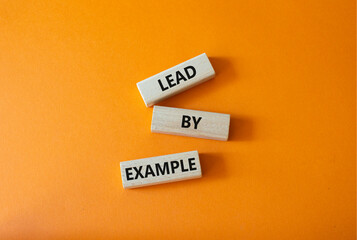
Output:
[[137, 53, 215, 107], [151, 106, 230, 141], [120, 151, 201, 189]]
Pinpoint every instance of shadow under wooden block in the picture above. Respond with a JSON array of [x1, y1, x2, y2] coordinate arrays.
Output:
[[199, 153, 227, 180], [209, 56, 237, 79], [229, 116, 254, 141]]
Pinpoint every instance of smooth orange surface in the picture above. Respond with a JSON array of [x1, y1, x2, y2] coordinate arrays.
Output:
[[0, 1, 356, 239]]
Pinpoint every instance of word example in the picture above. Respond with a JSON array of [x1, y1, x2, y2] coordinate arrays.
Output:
[[151, 106, 230, 141], [120, 151, 202, 189], [137, 53, 215, 107]]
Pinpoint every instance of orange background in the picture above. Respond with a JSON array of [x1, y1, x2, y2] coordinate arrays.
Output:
[[0, 1, 356, 239]]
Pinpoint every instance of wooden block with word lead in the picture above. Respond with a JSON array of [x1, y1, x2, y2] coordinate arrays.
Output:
[[120, 150, 201, 189], [151, 106, 230, 141], [137, 53, 215, 107]]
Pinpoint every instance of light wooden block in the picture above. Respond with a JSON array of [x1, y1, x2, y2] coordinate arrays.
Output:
[[137, 53, 215, 107], [151, 106, 230, 141], [120, 150, 201, 189]]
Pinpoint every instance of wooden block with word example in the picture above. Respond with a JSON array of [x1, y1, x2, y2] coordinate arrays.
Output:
[[151, 106, 230, 141], [137, 53, 215, 107], [120, 150, 201, 189]]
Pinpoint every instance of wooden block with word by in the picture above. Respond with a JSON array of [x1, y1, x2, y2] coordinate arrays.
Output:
[[120, 151, 201, 189], [137, 53, 215, 107], [151, 106, 230, 141]]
